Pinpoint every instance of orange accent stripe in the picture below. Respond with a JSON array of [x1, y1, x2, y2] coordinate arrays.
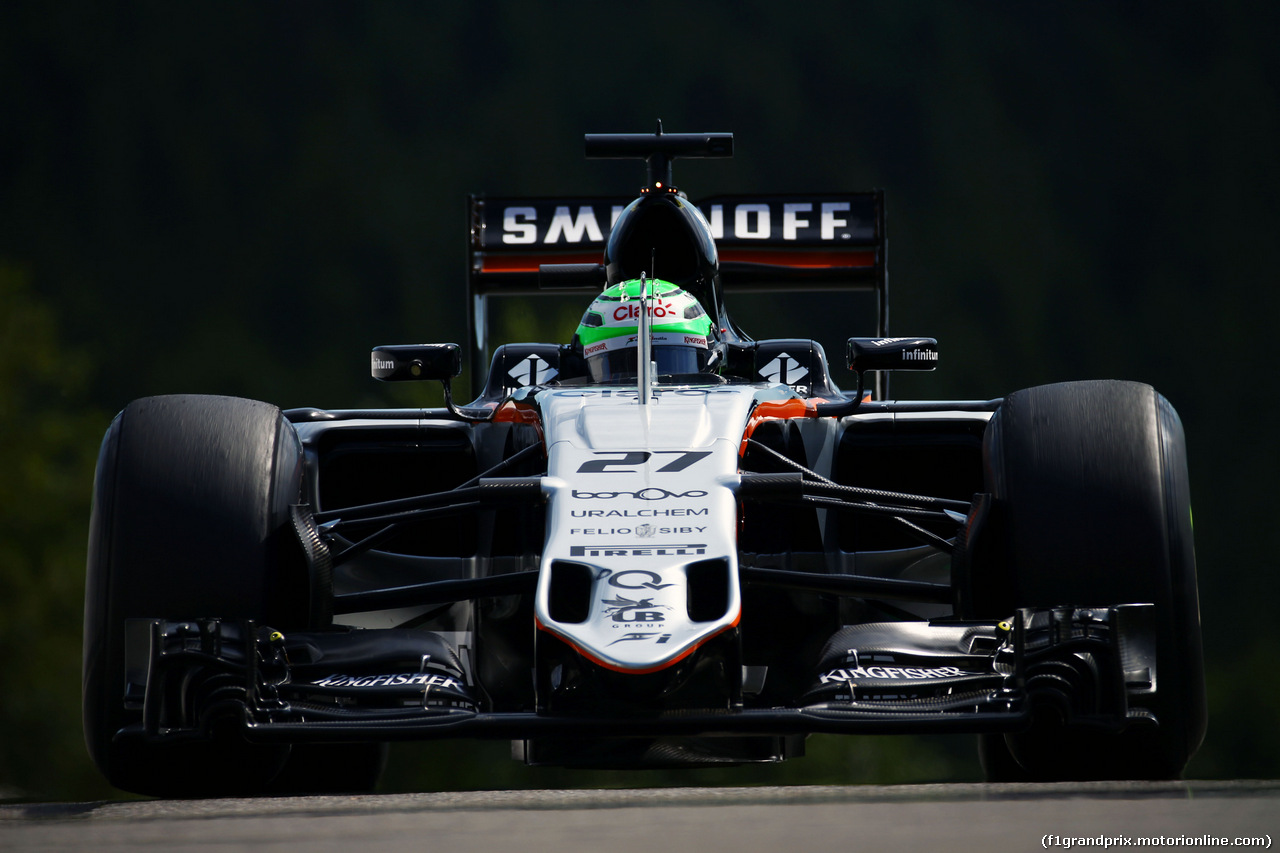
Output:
[[739, 398, 822, 456], [478, 248, 877, 274], [738, 391, 872, 456], [491, 400, 545, 445]]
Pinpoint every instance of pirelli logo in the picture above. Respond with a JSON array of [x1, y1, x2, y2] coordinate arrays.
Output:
[[569, 543, 707, 558]]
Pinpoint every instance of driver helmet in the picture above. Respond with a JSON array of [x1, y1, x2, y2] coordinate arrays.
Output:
[[576, 279, 714, 381]]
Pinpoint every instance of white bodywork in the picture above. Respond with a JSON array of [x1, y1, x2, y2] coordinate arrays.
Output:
[[534, 384, 762, 672]]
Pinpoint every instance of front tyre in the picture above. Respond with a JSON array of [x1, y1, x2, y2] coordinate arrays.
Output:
[[82, 395, 313, 797], [973, 380, 1206, 781]]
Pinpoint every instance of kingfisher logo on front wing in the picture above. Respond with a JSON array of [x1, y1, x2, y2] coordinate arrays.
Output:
[[569, 543, 707, 558], [311, 673, 464, 689], [818, 666, 973, 684]]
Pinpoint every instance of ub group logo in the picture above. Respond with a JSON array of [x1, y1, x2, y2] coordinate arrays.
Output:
[[601, 595, 670, 624]]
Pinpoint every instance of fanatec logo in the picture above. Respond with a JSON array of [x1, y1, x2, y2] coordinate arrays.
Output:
[[572, 488, 708, 501]]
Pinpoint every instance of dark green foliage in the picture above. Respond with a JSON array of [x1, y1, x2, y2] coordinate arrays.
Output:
[[0, 268, 114, 799]]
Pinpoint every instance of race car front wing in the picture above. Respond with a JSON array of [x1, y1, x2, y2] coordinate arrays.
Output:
[[113, 604, 1158, 749]]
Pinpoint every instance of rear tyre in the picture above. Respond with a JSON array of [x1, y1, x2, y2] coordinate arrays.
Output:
[[972, 380, 1206, 781], [83, 395, 317, 797]]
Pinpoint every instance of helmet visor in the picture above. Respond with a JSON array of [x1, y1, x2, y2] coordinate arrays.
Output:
[[586, 344, 710, 382]]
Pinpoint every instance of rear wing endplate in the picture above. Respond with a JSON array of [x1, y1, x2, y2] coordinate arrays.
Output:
[[467, 191, 885, 393]]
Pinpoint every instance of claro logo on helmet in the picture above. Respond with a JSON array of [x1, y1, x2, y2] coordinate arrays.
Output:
[[501, 201, 856, 244], [613, 301, 676, 321]]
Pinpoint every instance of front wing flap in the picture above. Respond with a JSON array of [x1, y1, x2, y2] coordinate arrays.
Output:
[[115, 605, 1156, 747]]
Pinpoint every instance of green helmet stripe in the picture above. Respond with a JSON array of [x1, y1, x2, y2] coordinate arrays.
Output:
[[576, 279, 712, 347]]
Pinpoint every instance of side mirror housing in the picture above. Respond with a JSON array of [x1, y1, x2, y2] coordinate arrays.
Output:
[[371, 344, 462, 382], [846, 337, 939, 372]]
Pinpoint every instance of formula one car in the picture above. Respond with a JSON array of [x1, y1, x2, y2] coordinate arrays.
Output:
[[83, 129, 1206, 797]]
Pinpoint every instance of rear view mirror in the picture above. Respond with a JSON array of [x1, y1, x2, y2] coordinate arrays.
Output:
[[371, 344, 462, 381], [846, 337, 938, 372]]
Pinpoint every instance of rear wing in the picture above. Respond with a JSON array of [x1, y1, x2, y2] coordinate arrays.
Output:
[[467, 191, 886, 392]]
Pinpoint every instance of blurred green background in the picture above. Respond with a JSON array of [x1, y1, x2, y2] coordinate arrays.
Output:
[[2, 2, 1277, 800]]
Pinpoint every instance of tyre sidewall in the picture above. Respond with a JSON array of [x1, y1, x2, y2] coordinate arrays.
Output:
[[82, 395, 306, 795], [977, 380, 1206, 779]]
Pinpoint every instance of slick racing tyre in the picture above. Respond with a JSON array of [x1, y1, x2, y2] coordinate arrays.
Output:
[[82, 395, 336, 797], [972, 380, 1206, 781]]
